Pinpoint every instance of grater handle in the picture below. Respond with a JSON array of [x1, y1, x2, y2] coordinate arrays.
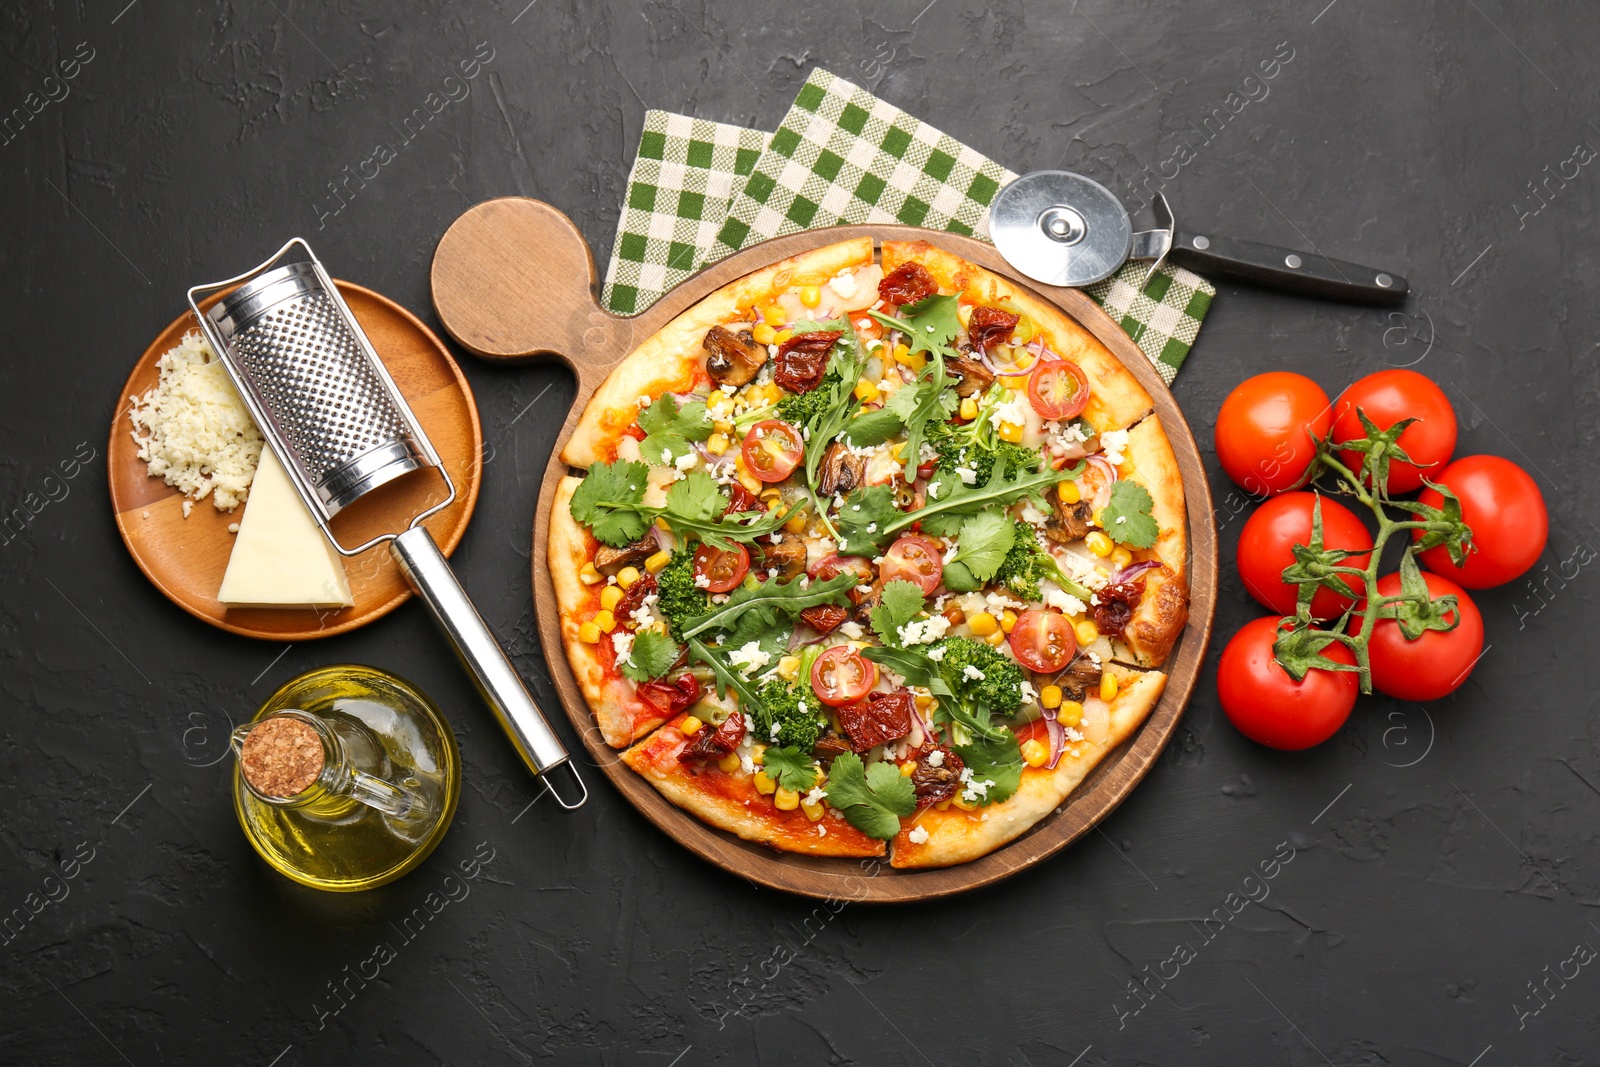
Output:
[[389, 526, 585, 809]]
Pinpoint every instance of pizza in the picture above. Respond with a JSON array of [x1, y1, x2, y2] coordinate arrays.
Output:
[[548, 236, 1189, 868]]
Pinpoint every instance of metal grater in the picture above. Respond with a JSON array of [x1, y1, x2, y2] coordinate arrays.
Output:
[[189, 239, 585, 809]]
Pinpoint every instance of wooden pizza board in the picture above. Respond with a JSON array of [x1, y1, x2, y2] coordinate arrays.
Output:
[[430, 198, 1217, 902]]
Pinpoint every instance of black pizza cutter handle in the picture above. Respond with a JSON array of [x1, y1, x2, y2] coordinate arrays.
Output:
[[1162, 227, 1409, 307]]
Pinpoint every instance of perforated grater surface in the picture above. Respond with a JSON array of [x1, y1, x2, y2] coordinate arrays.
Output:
[[189, 239, 585, 809]]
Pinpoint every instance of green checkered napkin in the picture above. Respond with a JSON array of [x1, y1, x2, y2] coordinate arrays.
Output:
[[601, 69, 1214, 384]]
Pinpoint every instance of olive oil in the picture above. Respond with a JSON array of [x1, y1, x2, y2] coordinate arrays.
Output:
[[231, 664, 459, 891]]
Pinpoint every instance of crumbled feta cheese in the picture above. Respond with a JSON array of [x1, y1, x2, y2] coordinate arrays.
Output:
[[1044, 587, 1088, 616], [897, 615, 950, 646], [838, 620, 865, 640], [769, 721, 782, 740], [954, 465, 977, 486], [711, 593, 730, 604], [941, 541, 960, 565], [828, 271, 858, 299], [728, 642, 772, 678], [984, 591, 1024, 613], [767, 567, 778, 578], [927, 646, 948, 662], [660, 448, 673, 465], [694, 573, 712, 589], [1021, 504, 1047, 525], [962, 664, 986, 682], [805, 785, 828, 805], [674, 451, 698, 471], [855, 583, 874, 596], [1099, 428, 1130, 466], [927, 749, 945, 768], [865, 522, 877, 533], [767, 343, 780, 358], [611, 631, 634, 662], [720, 384, 737, 395], [1020, 680, 1038, 703], [908, 825, 930, 845], [769, 532, 783, 544], [989, 394, 1028, 430], [637, 394, 652, 407]]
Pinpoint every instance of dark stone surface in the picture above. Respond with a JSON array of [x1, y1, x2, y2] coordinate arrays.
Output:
[[2, 1, 1596, 1063]]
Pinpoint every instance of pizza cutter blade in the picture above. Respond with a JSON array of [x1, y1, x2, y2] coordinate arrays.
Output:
[[990, 170, 1408, 306]]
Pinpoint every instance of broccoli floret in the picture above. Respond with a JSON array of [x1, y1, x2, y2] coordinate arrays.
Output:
[[774, 370, 842, 425], [655, 550, 709, 640], [929, 636, 1025, 734], [925, 419, 1042, 484], [751, 680, 824, 751], [993, 519, 1047, 600]]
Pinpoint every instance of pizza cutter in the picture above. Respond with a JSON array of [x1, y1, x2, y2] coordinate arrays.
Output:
[[989, 170, 1408, 306]]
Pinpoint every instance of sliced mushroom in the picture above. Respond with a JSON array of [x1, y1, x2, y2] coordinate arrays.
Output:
[[1045, 497, 1094, 544], [594, 532, 659, 574], [1057, 651, 1104, 703], [703, 325, 767, 387], [816, 441, 867, 497], [946, 352, 995, 397], [757, 538, 807, 582]]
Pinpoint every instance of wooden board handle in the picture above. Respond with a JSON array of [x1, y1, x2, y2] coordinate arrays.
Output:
[[430, 198, 633, 380]]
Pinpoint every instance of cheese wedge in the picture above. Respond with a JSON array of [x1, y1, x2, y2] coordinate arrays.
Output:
[[218, 447, 353, 608]]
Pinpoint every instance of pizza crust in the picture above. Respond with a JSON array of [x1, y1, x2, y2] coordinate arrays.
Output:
[[881, 240, 1155, 433], [563, 237, 875, 468], [889, 669, 1167, 868], [622, 716, 888, 858], [1114, 416, 1190, 668]]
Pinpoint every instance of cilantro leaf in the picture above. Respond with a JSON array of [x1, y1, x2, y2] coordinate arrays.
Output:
[[951, 511, 1015, 583], [568, 460, 652, 546], [832, 483, 906, 556], [954, 733, 1024, 807], [871, 294, 962, 356], [1099, 479, 1159, 549], [618, 628, 681, 682], [824, 752, 916, 840], [762, 745, 820, 793], [841, 407, 904, 447], [636, 396, 713, 465], [678, 572, 857, 642], [664, 469, 724, 524], [869, 579, 928, 647]]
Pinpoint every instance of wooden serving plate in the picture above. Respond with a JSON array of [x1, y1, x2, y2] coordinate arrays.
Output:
[[431, 198, 1217, 901], [109, 282, 483, 641]]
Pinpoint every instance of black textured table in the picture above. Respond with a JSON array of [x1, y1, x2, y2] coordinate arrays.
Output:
[[4, 3, 1595, 1064]]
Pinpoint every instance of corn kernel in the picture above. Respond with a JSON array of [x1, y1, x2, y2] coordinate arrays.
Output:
[[1000, 609, 1019, 634], [759, 488, 783, 505], [967, 611, 999, 636], [1040, 684, 1063, 710], [1092, 507, 1106, 527], [655, 517, 672, 533], [800, 285, 822, 308], [899, 761, 916, 777], [578, 621, 601, 644], [773, 786, 800, 810], [1012, 352, 1035, 372], [889, 442, 905, 461], [800, 798, 825, 822], [784, 510, 808, 535], [914, 694, 935, 711], [707, 392, 734, 414], [752, 322, 777, 345], [1086, 531, 1114, 557], [892, 343, 911, 362], [736, 465, 761, 495], [935, 799, 953, 811], [754, 770, 777, 795], [579, 562, 602, 585], [1013, 317, 1035, 345], [1075, 619, 1099, 645], [1111, 547, 1134, 570], [1021, 738, 1050, 768], [854, 378, 879, 402], [616, 566, 641, 589], [705, 432, 730, 455], [717, 752, 742, 773], [680, 715, 705, 736], [1057, 480, 1081, 504], [644, 550, 672, 574], [952, 793, 979, 811], [594, 609, 616, 633], [774, 328, 794, 345], [751, 744, 766, 765], [958, 396, 979, 421], [1101, 673, 1120, 702], [761, 303, 786, 325], [777, 655, 801, 681], [986, 629, 1007, 647], [599, 586, 623, 611], [997, 421, 1025, 444]]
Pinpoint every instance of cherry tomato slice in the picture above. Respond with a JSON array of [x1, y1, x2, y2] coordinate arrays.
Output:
[[692, 542, 749, 594], [1027, 358, 1091, 421], [741, 419, 804, 483], [1008, 609, 1077, 673], [809, 554, 877, 604], [880, 534, 944, 595], [811, 645, 879, 707]]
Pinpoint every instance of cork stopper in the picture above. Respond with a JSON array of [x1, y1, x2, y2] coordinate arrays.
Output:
[[240, 716, 324, 798]]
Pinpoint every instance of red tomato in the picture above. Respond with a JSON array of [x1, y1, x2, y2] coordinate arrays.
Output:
[[1217, 617, 1359, 750], [1027, 358, 1091, 420], [1358, 571, 1484, 701], [811, 645, 879, 707], [1008, 609, 1077, 673], [741, 419, 804, 483], [692, 543, 749, 593], [1331, 369, 1457, 493], [1237, 493, 1374, 619], [1414, 455, 1548, 588], [1214, 372, 1332, 496], [809, 553, 876, 604], [880, 534, 944, 595]]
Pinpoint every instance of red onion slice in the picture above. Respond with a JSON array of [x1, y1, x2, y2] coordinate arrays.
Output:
[[1084, 453, 1119, 510], [1041, 705, 1067, 769], [1113, 559, 1162, 584]]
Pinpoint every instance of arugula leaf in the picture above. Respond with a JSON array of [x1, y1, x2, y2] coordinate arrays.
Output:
[[951, 511, 1015, 583], [686, 637, 765, 712], [861, 644, 956, 700], [762, 745, 820, 793], [636, 395, 712, 463], [679, 573, 857, 641], [832, 484, 907, 556], [823, 752, 916, 840], [840, 406, 903, 448], [1099, 479, 1159, 549], [567, 460, 652, 546], [869, 579, 928, 647], [618, 628, 680, 682], [954, 733, 1024, 807]]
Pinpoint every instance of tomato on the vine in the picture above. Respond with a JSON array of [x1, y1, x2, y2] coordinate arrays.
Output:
[[811, 645, 878, 707], [1217, 616, 1358, 750], [741, 419, 804, 482], [1214, 372, 1332, 496], [691, 543, 749, 594], [1027, 358, 1091, 421], [1414, 455, 1547, 588], [879, 534, 944, 594], [1331, 369, 1457, 493], [1358, 571, 1484, 701], [1237, 493, 1373, 619], [1008, 609, 1076, 673]]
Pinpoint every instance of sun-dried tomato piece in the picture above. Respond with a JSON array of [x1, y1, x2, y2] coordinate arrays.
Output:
[[637, 672, 701, 717], [724, 482, 761, 517], [614, 572, 658, 623], [837, 690, 914, 753], [911, 743, 964, 805], [878, 263, 938, 306], [1091, 580, 1146, 638], [798, 603, 850, 635], [773, 331, 841, 393], [678, 711, 745, 764], [967, 306, 1020, 350]]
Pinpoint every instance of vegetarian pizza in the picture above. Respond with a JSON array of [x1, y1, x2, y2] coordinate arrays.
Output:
[[548, 237, 1189, 868]]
